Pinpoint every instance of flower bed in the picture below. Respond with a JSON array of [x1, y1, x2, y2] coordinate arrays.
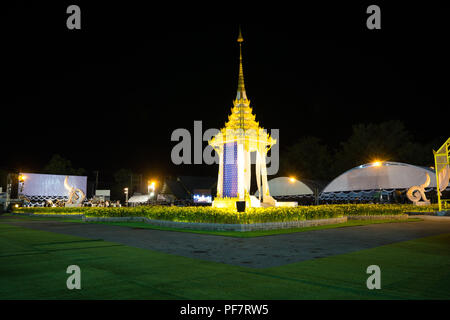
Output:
[[12, 203, 437, 224]]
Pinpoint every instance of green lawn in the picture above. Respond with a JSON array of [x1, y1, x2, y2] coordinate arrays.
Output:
[[2, 214, 84, 223], [0, 222, 449, 299]]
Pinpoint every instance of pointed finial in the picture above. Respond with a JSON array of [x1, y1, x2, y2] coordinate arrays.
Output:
[[237, 25, 244, 43], [236, 25, 247, 101]]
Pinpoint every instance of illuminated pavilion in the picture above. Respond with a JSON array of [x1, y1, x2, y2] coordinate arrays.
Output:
[[209, 28, 280, 209]]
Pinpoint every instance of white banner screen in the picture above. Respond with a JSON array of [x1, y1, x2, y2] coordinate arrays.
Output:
[[19, 173, 87, 197]]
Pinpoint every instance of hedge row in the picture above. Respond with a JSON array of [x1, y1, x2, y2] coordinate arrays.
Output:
[[13, 203, 437, 224]]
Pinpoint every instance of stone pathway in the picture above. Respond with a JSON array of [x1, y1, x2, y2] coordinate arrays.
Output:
[[2, 216, 450, 268]]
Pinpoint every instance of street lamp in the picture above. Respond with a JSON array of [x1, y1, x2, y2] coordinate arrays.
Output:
[[371, 161, 383, 201], [148, 180, 156, 197], [18, 174, 27, 194], [124, 187, 129, 206]]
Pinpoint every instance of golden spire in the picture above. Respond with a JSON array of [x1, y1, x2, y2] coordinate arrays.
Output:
[[236, 26, 247, 101], [237, 26, 244, 43]]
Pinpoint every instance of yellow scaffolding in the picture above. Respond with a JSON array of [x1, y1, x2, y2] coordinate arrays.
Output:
[[433, 137, 450, 211]]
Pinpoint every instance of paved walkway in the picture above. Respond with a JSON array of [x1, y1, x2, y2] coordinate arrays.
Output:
[[2, 216, 450, 268]]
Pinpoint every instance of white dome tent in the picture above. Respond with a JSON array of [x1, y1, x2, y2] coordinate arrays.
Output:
[[255, 177, 314, 197], [320, 161, 438, 202]]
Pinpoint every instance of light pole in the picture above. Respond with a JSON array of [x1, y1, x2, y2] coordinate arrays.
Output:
[[94, 170, 99, 195], [124, 187, 129, 206], [372, 160, 383, 203], [148, 181, 155, 194], [148, 181, 156, 199], [5, 173, 12, 210], [18, 174, 26, 194]]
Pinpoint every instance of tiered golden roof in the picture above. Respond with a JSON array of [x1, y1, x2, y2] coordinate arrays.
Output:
[[225, 100, 258, 131], [209, 27, 276, 152]]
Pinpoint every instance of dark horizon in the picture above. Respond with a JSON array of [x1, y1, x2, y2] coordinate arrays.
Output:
[[1, 3, 447, 181]]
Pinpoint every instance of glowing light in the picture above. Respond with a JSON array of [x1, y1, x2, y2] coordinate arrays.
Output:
[[289, 177, 296, 183], [148, 180, 156, 194], [212, 197, 247, 209], [19, 175, 27, 182], [372, 161, 382, 167], [193, 194, 212, 203]]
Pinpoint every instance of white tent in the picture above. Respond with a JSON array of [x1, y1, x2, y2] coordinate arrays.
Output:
[[127, 194, 151, 203], [322, 162, 437, 193], [254, 177, 313, 197]]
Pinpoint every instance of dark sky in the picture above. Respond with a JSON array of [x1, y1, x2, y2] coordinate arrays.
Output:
[[1, 2, 448, 181]]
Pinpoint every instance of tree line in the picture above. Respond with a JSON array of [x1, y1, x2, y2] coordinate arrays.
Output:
[[279, 120, 438, 183]]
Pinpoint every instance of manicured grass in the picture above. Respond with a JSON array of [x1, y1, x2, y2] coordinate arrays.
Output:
[[2, 214, 83, 223], [84, 218, 423, 237], [0, 222, 449, 299]]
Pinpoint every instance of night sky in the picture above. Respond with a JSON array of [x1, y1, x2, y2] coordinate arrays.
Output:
[[1, 3, 447, 181]]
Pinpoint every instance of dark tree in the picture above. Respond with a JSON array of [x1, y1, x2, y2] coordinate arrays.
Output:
[[280, 121, 434, 183], [43, 154, 86, 176], [281, 136, 333, 181], [113, 168, 133, 186], [112, 168, 133, 201], [332, 121, 433, 178]]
